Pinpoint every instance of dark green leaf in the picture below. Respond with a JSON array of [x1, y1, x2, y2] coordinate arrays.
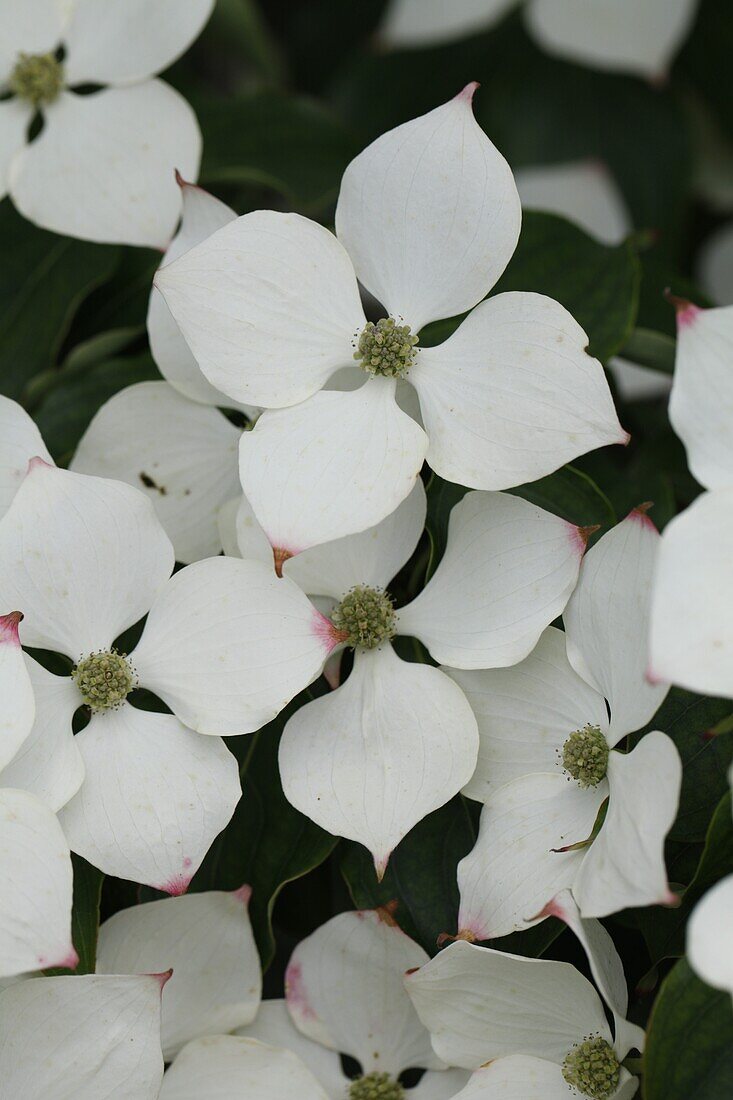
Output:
[[45, 856, 104, 976], [341, 796, 475, 954], [644, 958, 733, 1100], [196, 91, 359, 213], [34, 353, 160, 464], [71, 247, 159, 342], [190, 687, 338, 969], [0, 201, 119, 402], [619, 329, 676, 375]]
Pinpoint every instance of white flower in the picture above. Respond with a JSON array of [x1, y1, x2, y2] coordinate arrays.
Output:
[[95, 888, 262, 1060], [697, 222, 733, 306], [686, 764, 733, 1002], [223, 483, 589, 874], [0, 611, 77, 978], [0, 460, 336, 890], [452, 508, 681, 937], [405, 889, 644, 1100], [156, 85, 626, 555], [0, 0, 214, 246], [382, 0, 699, 80], [649, 302, 733, 699], [0, 972, 168, 1099]]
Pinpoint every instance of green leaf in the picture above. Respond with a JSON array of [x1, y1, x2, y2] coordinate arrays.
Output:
[[196, 91, 359, 213], [71, 247, 159, 342], [341, 796, 475, 955], [189, 688, 338, 969], [619, 329, 676, 375], [635, 688, 733, 843], [0, 200, 119, 402], [45, 856, 104, 976], [644, 958, 733, 1100], [492, 212, 640, 364], [34, 353, 159, 464]]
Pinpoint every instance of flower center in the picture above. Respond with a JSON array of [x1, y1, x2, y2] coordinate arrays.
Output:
[[353, 318, 418, 378], [9, 52, 64, 107], [331, 586, 397, 650], [562, 1036, 620, 1099], [348, 1073, 405, 1100], [561, 724, 609, 788], [73, 649, 135, 710]]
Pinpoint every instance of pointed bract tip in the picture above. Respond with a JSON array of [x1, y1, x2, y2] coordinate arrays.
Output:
[[456, 81, 480, 105], [373, 852, 391, 882], [529, 897, 565, 924], [174, 168, 190, 189], [571, 523, 601, 555], [27, 455, 52, 474], [664, 289, 701, 328], [629, 502, 658, 532], [437, 929, 478, 948], [375, 901, 399, 926], [0, 611, 23, 645], [404, 966, 419, 978], [272, 546, 294, 578], [149, 968, 174, 990], [660, 888, 680, 909], [161, 872, 192, 896], [645, 665, 667, 687], [55, 945, 80, 971], [620, 428, 632, 448], [232, 884, 252, 906]]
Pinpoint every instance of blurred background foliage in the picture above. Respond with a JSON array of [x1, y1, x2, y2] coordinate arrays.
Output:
[[6, 1, 732, 1090]]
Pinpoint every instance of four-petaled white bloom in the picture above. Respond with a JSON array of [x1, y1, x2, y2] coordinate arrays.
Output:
[[406, 890, 644, 1099], [0, 972, 169, 1099], [382, 0, 700, 80], [0, 459, 339, 891], [156, 84, 626, 558], [0, 0, 214, 246], [452, 509, 682, 938], [650, 301, 733, 699], [225, 481, 589, 874]]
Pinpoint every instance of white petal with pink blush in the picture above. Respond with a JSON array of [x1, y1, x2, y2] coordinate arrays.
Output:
[[0, 611, 35, 773]]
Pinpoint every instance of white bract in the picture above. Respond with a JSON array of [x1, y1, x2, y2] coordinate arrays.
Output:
[[156, 85, 626, 555], [0, 610, 77, 979], [382, 0, 699, 79], [406, 890, 643, 1100], [231, 484, 590, 875], [453, 509, 681, 937], [686, 765, 733, 1002], [0, 972, 167, 1099], [0, 461, 336, 890], [0, 0, 213, 246], [650, 303, 733, 698]]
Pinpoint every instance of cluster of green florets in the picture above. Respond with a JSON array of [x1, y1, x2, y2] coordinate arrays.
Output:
[[353, 317, 418, 378], [561, 724, 609, 788], [348, 1072, 405, 1100], [72, 649, 135, 710], [561, 1036, 620, 1099], [9, 52, 64, 107], [331, 585, 397, 650]]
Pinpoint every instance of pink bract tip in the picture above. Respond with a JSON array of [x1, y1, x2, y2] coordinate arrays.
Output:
[[660, 888, 680, 909], [628, 502, 657, 532], [0, 611, 23, 645], [161, 872, 192, 897], [174, 168, 190, 189], [232, 884, 252, 906], [456, 81, 480, 105], [149, 969, 174, 990], [569, 523, 601, 556], [27, 456, 52, 474], [312, 606, 343, 654], [645, 665, 667, 687], [43, 944, 79, 971], [664, 289, 700, 329], [272, 545, 297, 578]]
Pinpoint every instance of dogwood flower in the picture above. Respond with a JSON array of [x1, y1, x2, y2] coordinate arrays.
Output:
[[451, 508, 681, 938], [224, 483, 589, 874], [156, 85, 626, 555], [382, 0, 699, 80], [0, 611, 77, 978], [686, 765, 733, 1002], [0, 0, 213, 246], [0, 461, 337, 890], [405, 890, 644, 1100], [0, 972, 168, 1099], [649, 302, 733, 698]]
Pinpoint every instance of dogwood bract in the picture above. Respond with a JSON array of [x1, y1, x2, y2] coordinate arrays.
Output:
[[0, 611, 77, 978], [452, 508, 681, 938], [0, 0, 213, 246], [382, 0, 699, 79], [650, 302, 733, 699], [0, 461, 338, 890], [406, 890, 643, 1100], [156, 85, 626, 556], [222, 482, 590, 874], [0, 973, 168, 1099]]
